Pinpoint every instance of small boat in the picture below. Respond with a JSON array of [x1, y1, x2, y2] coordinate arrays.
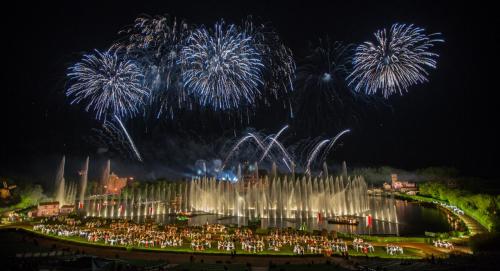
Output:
[[178, 211, 193, 217], [176, 215, 189, 221], [327, 216, 359, 225]]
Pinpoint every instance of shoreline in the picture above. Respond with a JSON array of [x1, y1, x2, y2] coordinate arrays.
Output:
[[394, 193, 488, 235]]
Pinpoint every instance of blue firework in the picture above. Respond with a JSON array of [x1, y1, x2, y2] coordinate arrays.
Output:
[[66, 49, 150, 120], [115, 14, 191, 117], [242, 17, 295, 99], [179, 20, 264, 110]]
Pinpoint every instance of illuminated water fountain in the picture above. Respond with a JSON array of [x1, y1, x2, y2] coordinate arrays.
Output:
[[54, 155, 77, 206], [78, 156, 89, 206], [54, 156, 66, 205], [189, 175, 369, 219], [85, 173, 371, 220]]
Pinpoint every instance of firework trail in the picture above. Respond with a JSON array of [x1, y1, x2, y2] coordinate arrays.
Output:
[[266, 138, 294, 171], [179, 20, 264, 110], [305, 129, 351, 175], [259, 126, 294, 168], [87, 121, 134, 160], [319, 129, 351, 164], [113, 115, 143, 162], [102, 121, 135, 159], [259, 125, 289, 162], [304, 139, 330, 175], [348, 23, 443, 97], [220, 125, 351, 175], [222, 125, 296, 172], [66, 49, 150, 120], [222, 133, 267, 168]]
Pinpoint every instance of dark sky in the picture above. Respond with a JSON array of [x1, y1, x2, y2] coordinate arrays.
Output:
[[2, 1, 498, 179]]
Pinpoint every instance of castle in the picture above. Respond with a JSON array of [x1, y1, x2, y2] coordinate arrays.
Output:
[[383, 174, 418, 194]]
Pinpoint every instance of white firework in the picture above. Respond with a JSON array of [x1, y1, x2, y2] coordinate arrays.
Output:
[[348, 23, 443, 97], [67, 49, 150, 120], [179, 20, 264, 110]]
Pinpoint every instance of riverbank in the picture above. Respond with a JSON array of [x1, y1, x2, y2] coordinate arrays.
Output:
[[395, 193, 488, 236]]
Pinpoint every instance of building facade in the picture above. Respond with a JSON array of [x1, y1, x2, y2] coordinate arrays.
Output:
[[35, 201, 60, 217]]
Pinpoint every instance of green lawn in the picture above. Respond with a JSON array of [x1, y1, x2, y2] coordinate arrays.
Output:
[[395, 193, 436, 203]]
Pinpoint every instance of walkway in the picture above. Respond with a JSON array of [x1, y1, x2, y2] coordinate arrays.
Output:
[[458, 213, 487, 236]]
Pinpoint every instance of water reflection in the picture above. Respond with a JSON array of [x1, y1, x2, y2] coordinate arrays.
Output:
[[86, 197, 452, 236]]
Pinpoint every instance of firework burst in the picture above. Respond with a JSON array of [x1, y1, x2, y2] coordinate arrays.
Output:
[[114, 14, 191, 117], [295, 39, 353, 99], [292, 39, 368, 134], [348, 23, 443, 97], [242, 17, 295, 100], [66, 49, 150, 120], [179, 20, 264, 110]]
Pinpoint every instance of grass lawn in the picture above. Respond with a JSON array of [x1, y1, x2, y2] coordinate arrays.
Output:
[[396, 193, 436, 203]]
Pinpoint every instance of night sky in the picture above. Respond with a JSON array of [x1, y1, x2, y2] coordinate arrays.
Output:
[[2, 1, 498, 179]]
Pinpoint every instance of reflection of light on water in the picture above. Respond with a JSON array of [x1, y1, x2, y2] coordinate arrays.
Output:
[[189, 176, 369, 219], [84, 191, 452, 236]]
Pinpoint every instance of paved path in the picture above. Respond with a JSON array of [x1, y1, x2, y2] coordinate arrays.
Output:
[[369, 241, 445, 256], [458, 213, 487, 236]]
